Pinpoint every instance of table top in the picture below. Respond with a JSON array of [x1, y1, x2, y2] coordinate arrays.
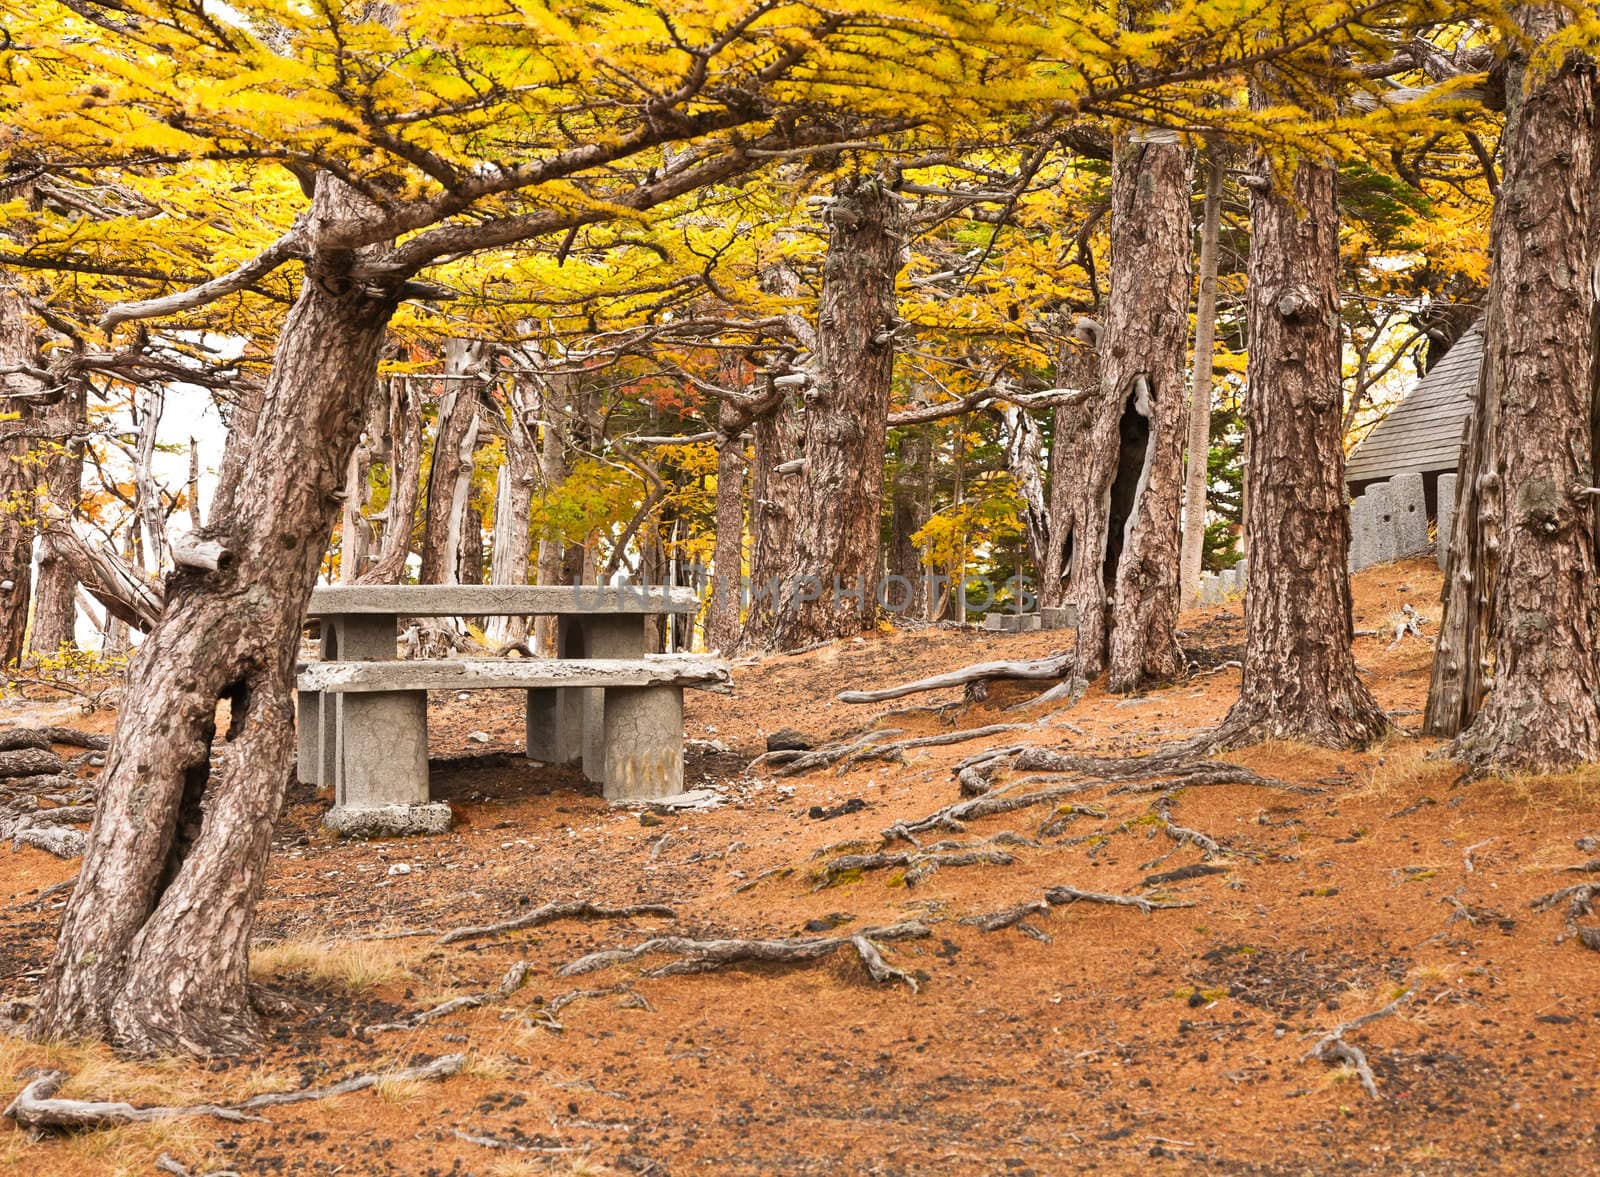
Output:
[[307, 584, 701, 618]]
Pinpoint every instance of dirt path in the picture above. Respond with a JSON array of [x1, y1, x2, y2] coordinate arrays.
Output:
[[3, 557, 1598, 1175]]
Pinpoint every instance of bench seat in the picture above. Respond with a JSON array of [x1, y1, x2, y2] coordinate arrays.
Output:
[[297, 654, 729, 694]]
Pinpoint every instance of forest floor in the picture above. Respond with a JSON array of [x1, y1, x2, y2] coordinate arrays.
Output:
[[3, 556, 1599, 1176]]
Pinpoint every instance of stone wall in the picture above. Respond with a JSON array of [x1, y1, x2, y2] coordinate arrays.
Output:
[[1193, 471, 1454, 605]]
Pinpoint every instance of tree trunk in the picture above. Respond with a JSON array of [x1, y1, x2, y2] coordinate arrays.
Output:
[[533, 369, 576, 654], [741, 389, 804, 650], [28, 379, 87, 655], [31, 178, 401, 1056], [0, 288, 41, 664], [1104, 134, 1195, 692], [1000, 405, 1050, 584], [1214, 76, 1387, 749], [1179, 153, 1224, 605], [1041, 328, 1100, 611], [337, 424, 374, 584], [132, 386, 167, 576], [887, 425, 931, 619], [358, 377, 422, 586], [1428, 11, 1600, 772], [419, 341, 486, 585], [705, 402, 747, 653], [770, 178, 906, 649], [484, 377, 538, 648]]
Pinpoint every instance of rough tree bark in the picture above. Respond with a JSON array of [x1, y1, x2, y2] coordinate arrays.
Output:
[[1041, 326, 1100, 611], [357, 377, 422, 586], [1426, 9, 1600, 772], [887, 424, 932, 620], [532, 367, 578, 654], [1213, 72, 1387, 748], [1001, 404, 1050, 584], [0, 287, 42, 664], [769, 178, 906, 649], [705, 399, 747, 653], [484, 376, 538, 648], [27, 378, 86, 655], [132, 386, 167, 575], [336, 393, 384, 583], [30, 177, 403, 1055], [419, 340, 486, 585], [1104, 132, 1195, 692], [1178, 152, 1224, 605], [1059, 131, 1193, 687]]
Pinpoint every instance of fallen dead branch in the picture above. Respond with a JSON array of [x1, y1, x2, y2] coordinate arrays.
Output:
[[3, 1073, 264, 1131], [836, 653, 1075, 704], [0, 747, 68, 779], [368, 962, 531, 1033], [437, 900, 676, 946], [558, 921, 930, 990], [4, 1054, 466, 1134], [526, 985, 653, 1031], [1302, 990, 1410, 1099]]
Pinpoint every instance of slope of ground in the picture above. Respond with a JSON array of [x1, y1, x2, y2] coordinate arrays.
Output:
[[3, 557, 1598, 1176]]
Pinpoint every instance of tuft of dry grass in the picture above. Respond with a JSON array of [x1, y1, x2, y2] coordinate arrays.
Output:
[[249, 938, 415, 993]]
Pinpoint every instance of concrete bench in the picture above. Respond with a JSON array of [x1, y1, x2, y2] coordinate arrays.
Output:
[[297, 585, 712, 836]]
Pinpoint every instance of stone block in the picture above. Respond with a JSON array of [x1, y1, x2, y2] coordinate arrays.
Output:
[[1364, 483, 1397, 564], [1016, 613, 1043, 632], [1041, 606, 1080, 630], [603, 686, 685, 802], [296, 689, 321, 785], [983, 612, 1008, 631], [526, 686, 582, 764], [1390, 472, 1429, 556], [336, 690, 429, 810], [1348, 495, 1371, 571], [1436, 473, 1458, 571], [323, 802, 452, 839]]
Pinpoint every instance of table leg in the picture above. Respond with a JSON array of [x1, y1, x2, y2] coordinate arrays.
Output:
[[323, 689, 450, 838], [578, 614, 647, 785], [295, 688, 321, 785], [603, 686, 684, 801], [526, 687, 582, 764]]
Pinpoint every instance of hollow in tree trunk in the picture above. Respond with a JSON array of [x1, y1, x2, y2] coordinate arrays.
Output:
[[1104, 133, 1195, 693], [1428, 10, 1600, 772], [30, 179, 402, 1055], [1213, 74, 1386, 749], [770, 178, 906, 649]]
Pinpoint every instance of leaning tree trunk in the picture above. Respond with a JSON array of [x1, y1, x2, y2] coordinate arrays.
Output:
[[419, 340, 485, 585], [769, 179, 906, 649], [1428, 11, 1600, 772], [1178, 152, 1224, 605], [131, 386, 167, 576], [0, 288, 42, 664], [1000, 405, 1050, 583], [30, 181, 401, 1056], [705, 400, 748, 653], [1214, 75, 1387, 749], [358, 376, 422, 586], [27, 377, 86, 655], [484, 376, 538, 648]]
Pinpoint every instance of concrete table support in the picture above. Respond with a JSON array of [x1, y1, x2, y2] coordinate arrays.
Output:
[[324, 689, 449, 838], [602, 685, 684, 802], [577, 614, 646, 785]]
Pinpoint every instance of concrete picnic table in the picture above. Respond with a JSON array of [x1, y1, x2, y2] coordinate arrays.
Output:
[[298, 584, 710, 836]]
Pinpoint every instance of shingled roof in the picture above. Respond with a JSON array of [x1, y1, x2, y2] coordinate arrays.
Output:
[[1345, 324, 1481, 487]]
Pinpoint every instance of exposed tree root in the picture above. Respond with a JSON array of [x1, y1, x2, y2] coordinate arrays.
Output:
[[812, 833, 1029, 889], [836, 653, 1075, 704], [1302, 991, 1410, 1099], [525, 985, 654, 1031], [1530, 882, 1600, 920], [1012, 747, 1310, 793], [558, 921, 930, 989], [368, 962, 531, 1033], [436, 900, 677, 946], [0, 747, 68, 779], [964, 883, 1195, 934], [882, 780, 1103, 844], [10, 826, 84, 858], [749, 730, 903, 776]]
